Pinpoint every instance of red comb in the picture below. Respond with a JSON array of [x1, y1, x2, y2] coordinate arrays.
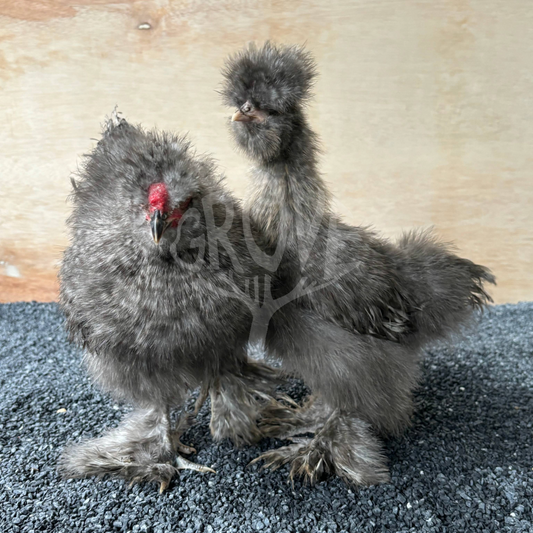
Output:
[[148, 183, 169, 212]]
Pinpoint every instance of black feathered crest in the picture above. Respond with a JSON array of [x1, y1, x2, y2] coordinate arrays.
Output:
[[221, 41, 317, 113]]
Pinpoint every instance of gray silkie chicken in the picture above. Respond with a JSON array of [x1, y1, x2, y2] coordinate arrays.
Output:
[[58, 113, 291, 492], [220, 42, 496, 485]]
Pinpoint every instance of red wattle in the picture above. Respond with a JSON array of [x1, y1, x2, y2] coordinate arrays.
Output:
[[169, 209, 183, 227]]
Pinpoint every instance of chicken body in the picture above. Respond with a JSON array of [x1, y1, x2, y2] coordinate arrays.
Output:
[[221, 42, 496, 484], [59, 116, 287, 490]]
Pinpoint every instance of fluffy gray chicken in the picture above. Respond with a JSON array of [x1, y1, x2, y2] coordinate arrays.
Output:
[[58, 113, 289, 492], [220, 42, 496, 484]]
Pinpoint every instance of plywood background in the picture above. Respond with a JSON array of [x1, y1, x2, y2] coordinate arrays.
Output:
[[0, 0, 532, 303]]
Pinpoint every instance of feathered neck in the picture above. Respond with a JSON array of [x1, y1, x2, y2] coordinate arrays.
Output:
[[244, 118, 331, 246]]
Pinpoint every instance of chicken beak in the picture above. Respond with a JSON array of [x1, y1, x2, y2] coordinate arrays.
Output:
[[231, 107, 268, 124], [150, 210, 168, 244], [231, 109, 250, 122]]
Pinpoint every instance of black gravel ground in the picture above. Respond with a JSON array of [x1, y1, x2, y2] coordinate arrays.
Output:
[[0, 302, 532, 533]]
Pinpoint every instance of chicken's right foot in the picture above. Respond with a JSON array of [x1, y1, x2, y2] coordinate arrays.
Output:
[[250, 410, 390, 487]]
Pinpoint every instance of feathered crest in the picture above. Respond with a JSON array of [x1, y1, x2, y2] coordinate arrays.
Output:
[[221, 41, 317, 113], [69, 112, 230, 213]]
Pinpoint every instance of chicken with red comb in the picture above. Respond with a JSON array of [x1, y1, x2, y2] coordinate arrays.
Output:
[[58, 114, 291, 492]]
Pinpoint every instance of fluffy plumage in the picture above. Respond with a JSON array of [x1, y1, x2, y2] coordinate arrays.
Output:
[[59, 115, 288, 490], [221, 42, 496, 484], [221, 42, 315, 114]]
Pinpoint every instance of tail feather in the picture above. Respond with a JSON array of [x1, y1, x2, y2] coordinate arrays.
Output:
[[396, 229, 496, 343]]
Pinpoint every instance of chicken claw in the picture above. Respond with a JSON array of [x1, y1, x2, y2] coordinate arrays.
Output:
[[175, 455, 215, 474]]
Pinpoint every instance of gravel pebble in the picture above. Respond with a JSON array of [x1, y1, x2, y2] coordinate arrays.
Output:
[[0, 302, 532, 532]]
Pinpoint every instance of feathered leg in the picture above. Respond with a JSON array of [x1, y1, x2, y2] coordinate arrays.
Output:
[[209, 359, 298, 446], [250, 309, 420, 486], [59, 406, 214, 492], [256, 395, 328, 439], [251, 400, 390, 486]]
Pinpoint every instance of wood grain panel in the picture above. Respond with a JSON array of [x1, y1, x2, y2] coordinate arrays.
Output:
[[0, 0, 531, 303]]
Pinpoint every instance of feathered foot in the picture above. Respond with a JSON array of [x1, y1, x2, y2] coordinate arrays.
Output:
[[257, 395, 330, 440], [210, 360, 294, 446], [59, 406, 214, 492], [250, 408, 390, 486]]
